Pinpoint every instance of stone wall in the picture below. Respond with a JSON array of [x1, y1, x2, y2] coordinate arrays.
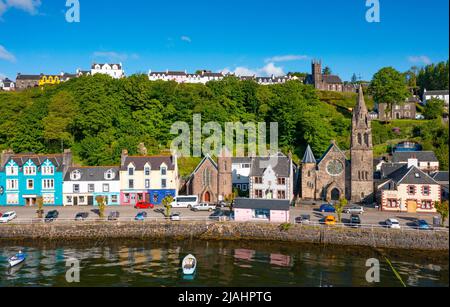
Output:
[[0, 222, 448, 251]]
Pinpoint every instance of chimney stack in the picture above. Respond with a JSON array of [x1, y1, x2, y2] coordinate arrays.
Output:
[[121, 149, 129, 167]]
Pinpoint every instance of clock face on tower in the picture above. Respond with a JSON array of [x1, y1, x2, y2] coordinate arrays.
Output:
[[326, 160, 344, 176]]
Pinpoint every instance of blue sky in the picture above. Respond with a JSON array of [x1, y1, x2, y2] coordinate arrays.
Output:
[[0, 0, 448, 81]]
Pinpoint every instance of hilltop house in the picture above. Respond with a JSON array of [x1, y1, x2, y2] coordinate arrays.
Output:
[[63, 166, 121, 206], [0, 78, 15, 91], [304, 60, 355, 92], [423, 89, 449, 109], [376, 97, 418, 121], [0, 150, 72, 206], [119, 150, 179, 206], [90, 63, 125, 79]]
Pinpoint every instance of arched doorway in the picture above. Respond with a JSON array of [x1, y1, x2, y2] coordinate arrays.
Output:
[[331, 188, 341, 201], [203, 191, 211, 203]]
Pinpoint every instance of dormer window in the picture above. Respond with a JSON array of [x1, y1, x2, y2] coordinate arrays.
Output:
[[128, 166, 135, 176], [105, 169, 115, 180], [144, 166, 151, 176], [5, 164, 18, 176], [71, 170, 82, 181], [24, 165, 36, 175], [160, 164, 167, 176]]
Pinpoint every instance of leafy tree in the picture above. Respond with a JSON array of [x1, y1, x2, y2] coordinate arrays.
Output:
[[435, 201, 449, 227], [417, 60, 449, 92], [351, 73, 358, 84], [368, 67, 410, 110], [96, 195, 106, 218], [335, 198, 348, 223], [322, 67, 332, 75], [423, 98, 445, 119], [36, 196, 44, 219], [162, 195, 174, 218]]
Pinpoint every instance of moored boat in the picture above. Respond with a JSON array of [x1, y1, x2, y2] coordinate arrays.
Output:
[[8, 251, 26, 268], [182, 254, 197, 275]]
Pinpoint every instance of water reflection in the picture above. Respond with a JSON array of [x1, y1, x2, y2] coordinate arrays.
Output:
[[0, 240, 447, 287]]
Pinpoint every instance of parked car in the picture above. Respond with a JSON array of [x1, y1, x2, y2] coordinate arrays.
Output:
[[108, 211, 120, 221], [413, 219, 431, 230], [295, 215, 311, 224], [170, 213, 181, 221], [349, 215, 361, 228], [75, 212, 89, 221], [323, 216, 336, 226], [135, 212, 148, 221], [210, 210, 227, 221], [344, 206, 365, 215], [170, 196, 199, 209], [320, 204, 336, 213], [134, 201, 155, 209], [45, 210, 59, 223], [192, 203, 216, 212], [216, 201, 229, 209], [385, 218, 401, 229], [0, 211, 17, 223]]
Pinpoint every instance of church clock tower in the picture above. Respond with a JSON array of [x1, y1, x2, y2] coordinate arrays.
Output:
[[350, 85, 374, 203]]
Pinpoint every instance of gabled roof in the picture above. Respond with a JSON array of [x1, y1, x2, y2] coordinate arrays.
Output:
[[120, 155, 175, 171], [1, 154, 65, 171], [187, 155, 218, 181], [64, 166, 120, 182], [91, 63, 122, 70], [234, 198, 290, 211], [424, 90, 449, 96], [232, 157, 253, 164], [302, 145, 316, 164], [16, 74, 42, 80], [317, 142, 347, 165], [322, 75, 343, 84], [381, 162, 405, 178], [387, 165, 438, 185], [392, 151, 439, 163], [250, 153, 291, 177]]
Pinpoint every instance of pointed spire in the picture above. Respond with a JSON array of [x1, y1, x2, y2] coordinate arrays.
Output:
[[302, 145, 316, 164], [356, 85, 368, 115]]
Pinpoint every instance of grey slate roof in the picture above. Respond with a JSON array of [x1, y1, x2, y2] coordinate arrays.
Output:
[[317, 143, 347, 165], [234, 198, 290, 211], [121, 156, 175, 171], [0, 154, 65, 171], [91, 63, 122, 70], [232, 157, 253, 164], [64, 166, 120, 181], [424, 90, 449, 96], [432, 171, 449, 183], [249, 153, 291, 177], [386, 165, 438, 185], [322, 75, 343, 84], [302, 145, 316, 164], [16, 74, 42, 80], [381, 163, 405, 178], [392, 151, 438, 163]]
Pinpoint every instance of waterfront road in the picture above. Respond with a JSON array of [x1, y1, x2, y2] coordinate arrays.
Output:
[[1, 204, 448, 229]]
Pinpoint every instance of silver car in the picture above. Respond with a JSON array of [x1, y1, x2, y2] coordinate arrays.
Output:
[[344, 206, 364, 215]]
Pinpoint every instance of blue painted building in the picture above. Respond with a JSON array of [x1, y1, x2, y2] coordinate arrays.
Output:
[[0, 150, 72, 207]]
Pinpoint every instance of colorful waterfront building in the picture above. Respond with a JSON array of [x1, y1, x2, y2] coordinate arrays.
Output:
[[0, 150, 72, 207], [63, 166, 120, 206], [119, 150, 179, 206]]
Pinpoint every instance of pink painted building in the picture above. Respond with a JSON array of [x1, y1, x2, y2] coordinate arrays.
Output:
[[234, 198, 290, 223]]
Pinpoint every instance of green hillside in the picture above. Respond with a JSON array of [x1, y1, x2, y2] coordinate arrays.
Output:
[[0, 75, 448, 175]]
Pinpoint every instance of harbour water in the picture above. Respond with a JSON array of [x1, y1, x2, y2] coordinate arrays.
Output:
[[0, 240, 448, 287]]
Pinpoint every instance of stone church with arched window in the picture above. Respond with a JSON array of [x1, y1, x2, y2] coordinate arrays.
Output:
[[300, 85, 374, 203]]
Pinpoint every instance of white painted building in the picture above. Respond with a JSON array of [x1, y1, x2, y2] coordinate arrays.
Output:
[[0, 78, 15, 91], [63, 166, 121, 206], [232, 157, 252, 193], [90, 63, 125, 79], [148, 70, 224, 84]]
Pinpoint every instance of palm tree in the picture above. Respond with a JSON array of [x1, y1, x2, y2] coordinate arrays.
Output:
[[435, 201, 449, 227], [162, 195, 174, 218]]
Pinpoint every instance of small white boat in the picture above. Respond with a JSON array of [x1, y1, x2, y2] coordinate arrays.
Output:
[[8, 251, 26, 268], [182, 254, 197, 275]]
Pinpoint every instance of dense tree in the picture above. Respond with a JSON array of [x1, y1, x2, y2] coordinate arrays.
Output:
[[423, 98, 445, 119], [368, 67, 410, 108], [417, 60, 449, 92], [323, 67, 332, 75]]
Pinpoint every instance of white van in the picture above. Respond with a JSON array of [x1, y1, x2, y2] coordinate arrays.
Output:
[[170, 196, 199, 209]]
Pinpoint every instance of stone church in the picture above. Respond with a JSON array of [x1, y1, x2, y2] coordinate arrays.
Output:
[[300, 86, 374, 203], [186, 151, 232, 204]]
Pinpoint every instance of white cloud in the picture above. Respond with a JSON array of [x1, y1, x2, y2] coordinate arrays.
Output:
[[181, 36, 192, 43], [265, 54, 308, 63], [0, 0, 41, 16], [408, 55, 432, 65], [93, 51, 139, 62], [0, 45, 16, 62], [222, 62, 285, 77]]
